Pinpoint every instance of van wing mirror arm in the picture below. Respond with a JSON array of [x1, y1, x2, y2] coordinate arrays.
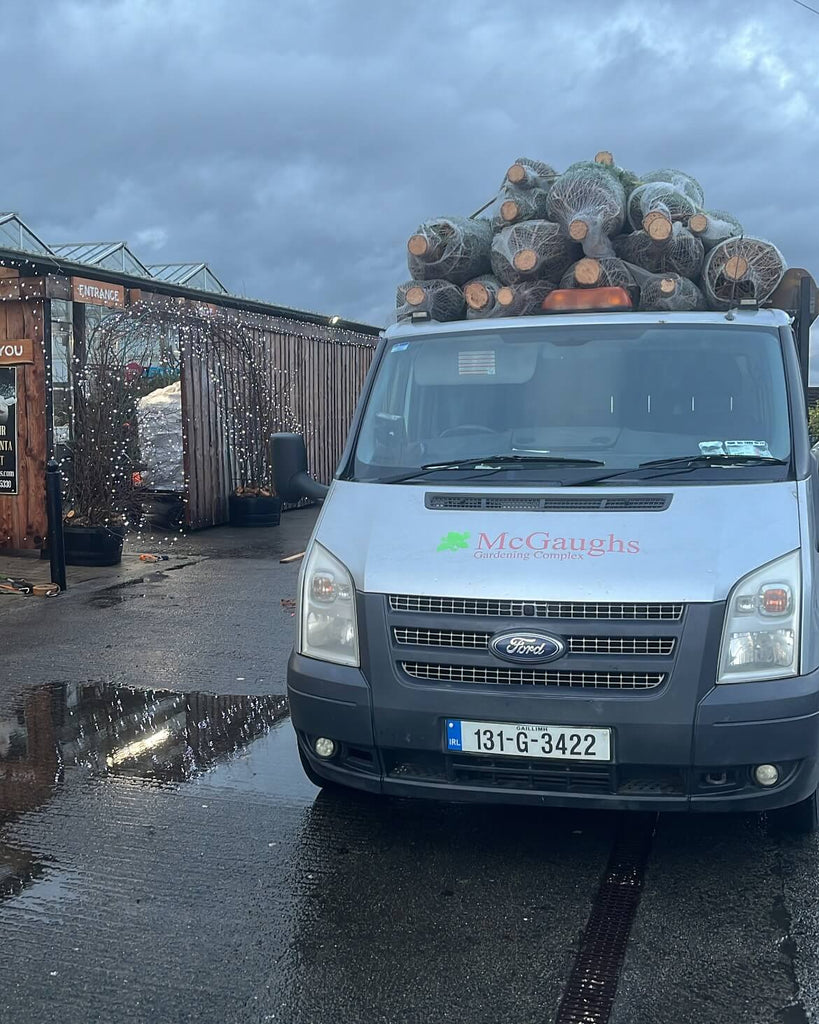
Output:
[[271, 433, 330, 504]]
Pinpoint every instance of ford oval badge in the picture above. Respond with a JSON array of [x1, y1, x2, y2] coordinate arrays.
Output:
[[489, 629, 566, 664]]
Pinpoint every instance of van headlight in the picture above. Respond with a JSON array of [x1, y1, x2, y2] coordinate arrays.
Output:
[[717, 551, 801, 683], [298, 543, 359, 667]]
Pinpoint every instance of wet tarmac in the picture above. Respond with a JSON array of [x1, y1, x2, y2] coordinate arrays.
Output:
[[2, 512, 819, 1023]]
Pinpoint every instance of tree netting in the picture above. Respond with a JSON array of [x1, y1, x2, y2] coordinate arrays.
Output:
[[396, 279, 466, 322], [407, 217, 492, 285], [702, 237, 786, 309], [494, 186, 552, 230], [639, 273, 706, 311], [613, 223, 704, 279], [687, 209, 743, 251], [491, 220, 578, 284], [560, 257, 636, 291], [466, 278, 555, 318], [547, 163, 626, 257], [640, 168, 704, 208], [504, 157, 557, 191]]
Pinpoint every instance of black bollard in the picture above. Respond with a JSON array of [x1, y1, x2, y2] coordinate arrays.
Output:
[[46, 459, 67, 593]]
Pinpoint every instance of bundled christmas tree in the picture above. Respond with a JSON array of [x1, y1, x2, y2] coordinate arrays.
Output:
[[394, 151, 788, 321]]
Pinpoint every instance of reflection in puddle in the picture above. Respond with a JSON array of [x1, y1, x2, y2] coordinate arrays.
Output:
[[0, 683, 290, 896]]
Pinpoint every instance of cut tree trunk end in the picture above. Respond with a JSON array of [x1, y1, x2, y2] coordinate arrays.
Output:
[[464, 280, 491, 310], [500, 199, 521, 223], [575, 258, 602, 285], [513, 249, 538, 272], [568, 219, 589, 241], [497, 286, 515, 306], [688, 213, 708, 236], [660, 277, 677, 295], [506, 163, 527, 185], [595, 151, 614, 166], [407, 234, 428, 256], [725, 255, 750, 281], [644, 211, 673, 241], [405, 286, 426, 305]]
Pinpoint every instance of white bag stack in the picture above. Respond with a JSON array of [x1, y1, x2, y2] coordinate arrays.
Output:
[[137, 381, 184, 491]]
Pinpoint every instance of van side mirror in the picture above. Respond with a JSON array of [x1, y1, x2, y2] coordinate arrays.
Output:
[[271, 433, 329, 504]]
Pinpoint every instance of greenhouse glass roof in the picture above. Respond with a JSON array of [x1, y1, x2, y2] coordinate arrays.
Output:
[[0, 213, 55, 255], [50, 241, 151, 277], [147, 262, 228, 294]]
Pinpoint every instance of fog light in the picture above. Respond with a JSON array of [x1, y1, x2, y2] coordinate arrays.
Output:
[[314, 737, 336, 759], [754, 763, 780, 787]]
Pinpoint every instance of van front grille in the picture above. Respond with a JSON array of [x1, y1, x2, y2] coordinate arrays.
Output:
[[389, 595, 684, 621], [424, 492, 671, 512], [402, 662, 665, 689], [393, 628, 675, 657]]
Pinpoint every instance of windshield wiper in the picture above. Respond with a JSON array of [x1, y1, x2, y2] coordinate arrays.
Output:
[[379, 454, 604, 485], [566, 453, 788, 486], [636, 454, 788, 470], [421, 454, 605, 470]]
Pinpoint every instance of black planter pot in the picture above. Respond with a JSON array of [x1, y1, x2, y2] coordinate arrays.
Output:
[[64, 524, 125, 566], [229, 494, 282, 528]]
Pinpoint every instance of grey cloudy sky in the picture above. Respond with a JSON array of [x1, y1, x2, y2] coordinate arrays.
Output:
[[2, 0, 819, 336]]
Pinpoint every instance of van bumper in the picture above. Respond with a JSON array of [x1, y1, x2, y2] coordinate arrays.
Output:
[[288, 653, 819, 812]]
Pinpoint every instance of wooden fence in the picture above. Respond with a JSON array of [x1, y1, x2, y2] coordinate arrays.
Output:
[[178, 309, 377, 529]]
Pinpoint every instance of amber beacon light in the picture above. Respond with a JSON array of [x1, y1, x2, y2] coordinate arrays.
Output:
[[541, 286, 633, 313]]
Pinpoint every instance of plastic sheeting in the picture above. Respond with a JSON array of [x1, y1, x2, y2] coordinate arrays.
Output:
[[137, 381, 184, 491], [407, 217, 492, 285], [702, 237, 786, 309], [491, 220, 578, 284]]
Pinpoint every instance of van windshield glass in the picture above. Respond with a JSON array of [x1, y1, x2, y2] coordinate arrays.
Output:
[[350, 324, 792, 483]]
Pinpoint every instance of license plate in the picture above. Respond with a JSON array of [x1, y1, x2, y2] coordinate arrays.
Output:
[[445, 719, 611, 761]]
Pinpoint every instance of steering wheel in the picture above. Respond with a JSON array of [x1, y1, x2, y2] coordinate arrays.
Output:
[[440, 424, 498, 438]]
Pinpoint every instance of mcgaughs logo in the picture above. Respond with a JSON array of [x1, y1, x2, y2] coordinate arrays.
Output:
[[437, 531, 470, 552]]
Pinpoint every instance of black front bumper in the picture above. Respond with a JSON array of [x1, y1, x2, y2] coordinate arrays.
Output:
[[288, 651, 819, 812]]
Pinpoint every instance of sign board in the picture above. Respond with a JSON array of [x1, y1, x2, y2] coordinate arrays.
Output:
[[71, 277, 126, 308], [0, 366, 18, 494], [0, 338, 35, 365]]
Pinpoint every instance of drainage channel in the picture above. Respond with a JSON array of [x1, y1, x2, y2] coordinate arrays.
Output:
[[554, 812, 657, 1024]]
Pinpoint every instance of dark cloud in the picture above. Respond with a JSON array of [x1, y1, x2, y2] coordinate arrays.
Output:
[[1, 0, 818, 339]]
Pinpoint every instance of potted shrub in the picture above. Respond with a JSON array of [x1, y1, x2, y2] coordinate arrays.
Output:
[[61, 319, 147, 565]]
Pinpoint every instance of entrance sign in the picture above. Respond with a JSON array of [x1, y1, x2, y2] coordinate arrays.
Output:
[[0, 366, 18, 494], [0, 338, 35, 365], [71, 277, 126, 308]]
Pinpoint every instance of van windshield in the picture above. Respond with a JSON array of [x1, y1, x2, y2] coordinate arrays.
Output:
[[350, 324, 792, 483]]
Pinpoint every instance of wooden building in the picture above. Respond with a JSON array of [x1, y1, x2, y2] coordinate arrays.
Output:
[[0, 215, 379, 551]]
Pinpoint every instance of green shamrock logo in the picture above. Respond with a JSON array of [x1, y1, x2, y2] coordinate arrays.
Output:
[[437, 531, 470, 552]]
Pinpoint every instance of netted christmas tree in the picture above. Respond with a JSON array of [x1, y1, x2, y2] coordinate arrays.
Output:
[[687, 210, 743, 251], [396, 279, 466, 321], [407, 216, 492, 284], [465, 277, 555, 318], [702, 237, 787, 308], [491, 220, 578, 284], [613, 223, 705, 279], [547, 162, 627, 256], [463, 275, 503, 317], [560, 257, 636, 291], [639, 273, 706, 311]]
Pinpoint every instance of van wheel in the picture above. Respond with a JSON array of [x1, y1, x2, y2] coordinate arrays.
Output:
[[298, 744, 339, 790], [767, 788, 819, 835]]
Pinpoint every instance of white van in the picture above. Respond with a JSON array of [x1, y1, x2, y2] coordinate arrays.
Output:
[[274, 276, 819, 832]]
